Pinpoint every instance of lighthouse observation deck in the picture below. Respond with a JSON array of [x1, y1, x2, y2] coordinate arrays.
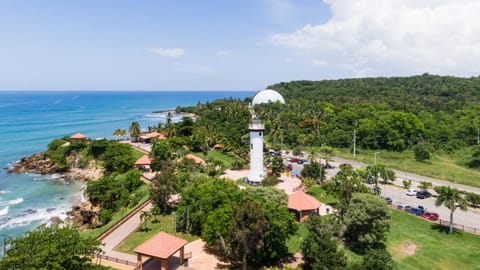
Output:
[[249, 119, 265, 131]]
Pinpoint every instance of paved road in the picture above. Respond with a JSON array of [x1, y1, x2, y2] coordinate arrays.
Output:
[[334, 157, 480, 195], [379, 183, 480, 228], [281, 154, 480, 228]]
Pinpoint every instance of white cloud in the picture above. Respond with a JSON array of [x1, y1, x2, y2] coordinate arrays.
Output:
[[312, 59, 327, 66], [270, 0, 480, 77], [146, 48, 185, 58], [216, 50, 232, 56]]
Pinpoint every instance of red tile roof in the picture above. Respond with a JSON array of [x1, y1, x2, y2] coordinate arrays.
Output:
[[140, 131, 166, 140], [288, 190, 321, 211], [70, 133, 87, 139], [178, 153, 204, 164], [135, 155, 152, 165], [134, 231, 188, 259]]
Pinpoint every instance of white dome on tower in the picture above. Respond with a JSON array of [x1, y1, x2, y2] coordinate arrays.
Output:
[[252, 89, 285, 106]]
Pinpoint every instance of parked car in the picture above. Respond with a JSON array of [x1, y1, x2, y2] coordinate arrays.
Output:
[[397, 204, 410, 211], [416, 190, 431, 199], [404, 205, 413, 212], [297, 159, 309, 164], [383, 197, 393, 205], [410, 205, 425, 216], [421, 212, 439, 221], [406, 188, 417, 196], [290, 158, 299, 163]]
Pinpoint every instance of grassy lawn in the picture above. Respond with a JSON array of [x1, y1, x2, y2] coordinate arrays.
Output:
[[132, 148, 146, 160], [286, 222, 308, 253], [288, 186, 480, 269], [335, 148, 480, 188], [388, 209, 480, 270], [308, 186, 339, 205], [114, 214, 198, 254], [81, 185, 150, 239], [193, 150, 238, 168]]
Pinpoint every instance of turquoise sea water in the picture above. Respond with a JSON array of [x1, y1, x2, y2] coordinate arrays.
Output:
[[0, 91, 253, 243]]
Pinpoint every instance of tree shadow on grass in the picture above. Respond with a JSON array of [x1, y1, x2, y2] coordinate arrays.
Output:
[[430, 224, 461, 235], [137, 227, 152, 233]]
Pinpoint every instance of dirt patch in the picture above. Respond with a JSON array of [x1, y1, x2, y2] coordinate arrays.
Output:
[[391, 239, 419, 259]]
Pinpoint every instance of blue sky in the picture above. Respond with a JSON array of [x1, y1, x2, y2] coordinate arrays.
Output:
[[1, 0, 479, 90]]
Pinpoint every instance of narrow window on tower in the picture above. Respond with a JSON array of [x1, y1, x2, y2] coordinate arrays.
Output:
[[251, 144, 253, 149], [259, 132, 262, 136]]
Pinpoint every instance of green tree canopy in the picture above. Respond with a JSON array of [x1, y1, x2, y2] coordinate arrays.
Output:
[[100, 142, 135, 174], [301, 216, 346, 270], [0, 224, 105, 270], [343, 193, 391, 250]]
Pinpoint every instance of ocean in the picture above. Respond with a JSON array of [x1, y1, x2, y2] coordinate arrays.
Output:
[[0, 90, 253, 245]]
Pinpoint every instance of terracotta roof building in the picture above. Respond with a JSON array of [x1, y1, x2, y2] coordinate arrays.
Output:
[[135, 155, 152, 172], [177, 153, 204, 164], [288, 190, 322, 222], [70, 133, 87, 140], [134, 231, 188, 270], [139, 131, 166, 143]]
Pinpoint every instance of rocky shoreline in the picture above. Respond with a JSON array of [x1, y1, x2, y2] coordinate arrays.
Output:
[[8, 152, 105, 231]]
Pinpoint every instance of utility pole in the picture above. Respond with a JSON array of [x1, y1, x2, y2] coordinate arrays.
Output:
[[353, 121, 357, 158], [374, 152, 379, 165]]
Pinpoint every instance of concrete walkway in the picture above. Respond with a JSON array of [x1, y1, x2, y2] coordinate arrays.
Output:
[[100, 202, 152, 263]]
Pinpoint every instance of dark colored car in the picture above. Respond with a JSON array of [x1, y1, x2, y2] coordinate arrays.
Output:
[[410, 205, 425, 215], [404, 205, 412, 212], [421, 212, 439, 221], [383, 197, 393, 205], [416, 190, 431, 199]]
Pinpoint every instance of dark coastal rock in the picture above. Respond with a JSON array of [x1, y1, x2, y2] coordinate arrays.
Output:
[[8, 152, 59, 175], [49, 216, 62, 224], [67, 200, 102, 231]]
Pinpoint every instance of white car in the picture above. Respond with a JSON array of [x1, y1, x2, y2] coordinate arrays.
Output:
[[406, 188, 417, 196]]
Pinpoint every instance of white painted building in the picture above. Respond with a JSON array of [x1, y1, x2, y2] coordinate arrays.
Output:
[[247, 118, 266, 184], [247, 89, 285, 185]]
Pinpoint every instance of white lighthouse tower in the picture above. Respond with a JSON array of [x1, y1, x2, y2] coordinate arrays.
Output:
[[247, 118, 266, 184], [247, 89, 285, 185]]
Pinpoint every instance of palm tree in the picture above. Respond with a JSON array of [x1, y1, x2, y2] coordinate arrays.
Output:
[[434, 186, 468, 233], [139, 211, 152, 232], [128, 121, 141, 142], [112, 128, 127, 140], [151, 205, 161, 224]]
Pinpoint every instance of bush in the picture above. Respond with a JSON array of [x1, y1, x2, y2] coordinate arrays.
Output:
[[465, 192, 480, 207], [414, 143, 430, 162], [99, 208, 112, 224], [262, 175, 279, 186]]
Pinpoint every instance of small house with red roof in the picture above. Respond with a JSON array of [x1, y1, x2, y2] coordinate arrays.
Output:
[[288, 190, 322, 222], [177, 153, 205, 165], [134, 231, 189, 270], [70, 133, 87, 141], [135, 155, 152, 172], [139, 131, 167, 143]]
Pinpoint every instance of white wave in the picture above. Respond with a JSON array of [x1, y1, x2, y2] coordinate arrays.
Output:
[[0, 206, 69, 230], [0, 190, 9, 194], [145, 113, 166, 118], [0, 206, 8, 216], [0, 197, 24, 207]]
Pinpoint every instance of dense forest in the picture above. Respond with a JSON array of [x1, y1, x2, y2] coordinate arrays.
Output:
[[259, 74, 480, 152], [178, 74, 480, 156]]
